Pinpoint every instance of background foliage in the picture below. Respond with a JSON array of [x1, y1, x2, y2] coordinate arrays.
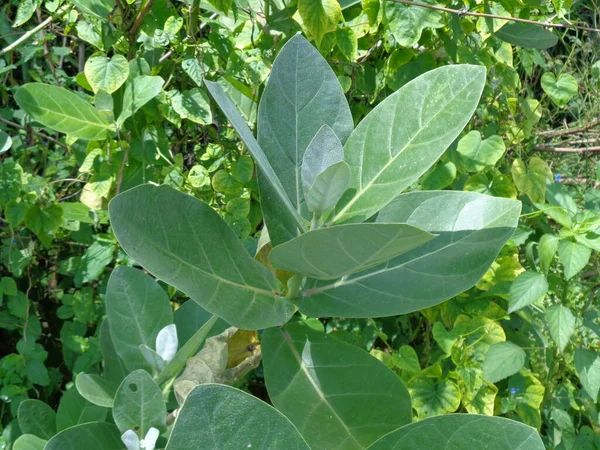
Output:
[[0, 0, 599, 448]]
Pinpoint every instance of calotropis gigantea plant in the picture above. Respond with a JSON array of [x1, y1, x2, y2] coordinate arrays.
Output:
[[15, 35, 546, 450]]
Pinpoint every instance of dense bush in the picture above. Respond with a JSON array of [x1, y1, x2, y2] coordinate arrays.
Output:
[[0, 0, 599, 448]]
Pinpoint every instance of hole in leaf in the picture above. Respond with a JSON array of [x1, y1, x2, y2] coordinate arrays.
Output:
[[129, 383, 138, 392]]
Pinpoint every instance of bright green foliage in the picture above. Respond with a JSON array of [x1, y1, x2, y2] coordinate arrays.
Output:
[[545, 305, 575, 352], [298, 0, 342, 45], [262, 323, 412, 449], [384, 2, 443, 47], [117, 76, 164, 126], [84, 54, 129, 94], [508, 271, 548, 313], [166, 385, 310, 449], [457, 131, 506, 173], [575, 349, 600, 400], [541, 73, 578, 107]]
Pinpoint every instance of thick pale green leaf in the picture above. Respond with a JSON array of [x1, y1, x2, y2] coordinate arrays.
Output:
[[0, 129, 12, 154], [575, 348, 600, 400], [545, 304, 575, 352], [106, 266, 173, 372], [270, 223, 434, 280], [495, 22, 558, 49], [85, 54, 129, 94], [558, 240, 591, 280], [301, 125, 344, 197], [13, 434, 46, 450], [204, 80, 306, 235], [99, 319, 127, 383], [298, 0, 342, 45], [75, 373, 118, 407], [17, 400, 55, 440], [301, 191, 520, 318], [539, 234, 559, 275], [174, 300, 229, 346], [45, 423, 124, 450], [56, 387, 108, 432], [257, 34, 353, 244], [166, 384, 310, 450], [541, 73, 578, 107], [457, 131, 505, 172], [113, 370, 166, 435], [306, 161, 351, 216], [109, 184, 293, 330], [171, 88, 212, 124], [384, 1, 443, 47], [482, 342, 526, 383], [262, 323, 412, 450], [334, 65, 486, 224], [117, 76, 164, 126], [15, 83, 112, 140], [366, 414, 545, 449], [508, 270, 548, 313]]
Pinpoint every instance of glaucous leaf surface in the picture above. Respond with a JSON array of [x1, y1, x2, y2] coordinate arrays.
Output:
[[113, 370, 166, 435], [117, 76, 164, 126], [300, 191, 520, 318], [482, 342, 526, 383], [270, 223, 434, 280], [204, 80, 305, 234], [56, 388, 108, 432], [12, 434, 46, 450], [109, 184, 293, 330], [495, 22, 558, 49], [366, 414, 545, 449], [44, 423, 124, 450], [17, 400, 55, 440], [99, 319, 127, 383], [333, 65, 486, 224], [165, 384, 310, 450], [257, 34, 353, 244], [174, 300, 229, 345], [106, 266, 173, 372], [301, 124, 344, 196], [75, 373, 119, 407], [15, 83, 112, 140], [306, 161, 351, 216], [262, 323, 412, 450]]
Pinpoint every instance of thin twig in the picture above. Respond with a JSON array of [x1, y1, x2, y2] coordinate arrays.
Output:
[[537, 137, 600, 147], [0, 117, 68, 149], [388, 0, 600, 33], [537, 118, 600, 137], [537, 146, 600, 152], [0, 5, 70, 56]]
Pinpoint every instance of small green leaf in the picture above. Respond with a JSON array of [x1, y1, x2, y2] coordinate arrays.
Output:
[[298, 0, 342, 45], [117, 76, 164, 126], [45, 423, 124, 450], [545, 305, 575, 352], [166, 385, 310, 450], [558, 240, 591, 280], [336, 27, 358, 60], [84, 54, 129, 94], [13, 0, 38, 27], [306, 161, 351, 216], [384, 1, 443, 47], [539, 234, 559, 275], [15, 83, 112, 140], [17, 400, 56, 440], [212, 170, 242, 195], [366, 415, 545, 449], [511, 157, 551, 204], [113, 370, 166, 435], [0, 129, 12, 154], [575, 348, 600, 400], [482, 341, 526, 383], [541, 73, 578, 107], [231, 155, 254, 184], [171, 89, 212, 124], [420, 161, 456, 190], [181, 58, 203, 86], [75, 373, 118, 407], [457, 131, 505, 172], [56, 387, 108, 432], [270, 223, 434, 280], [495, 22, 558, 49], [13, 434, 46, 450], [508, 270, 548, 313], [408, 378, 461, 418]]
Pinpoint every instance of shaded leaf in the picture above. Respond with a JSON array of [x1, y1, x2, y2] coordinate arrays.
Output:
[[17, 400, 55, 440], [75, 373, 118, 408], [495, 22, 558, 49], [45, 423, 124, 450]]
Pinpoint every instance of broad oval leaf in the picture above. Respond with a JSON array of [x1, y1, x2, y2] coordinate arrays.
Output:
[[257, 34, 353, 245], [366, 414, 545, 449], [306, 161, 351, 216], [44, 423, 124, 450], [334, 65, 486, 224], [300, 191, 520, 318], [75, 373, 119, 407], [165, 384, 310, 450], [13, 434, 46, 450], [17, 400, 55, 440], [270, 223, 435, 280], [106, 266, 173, 373], [108, 184, 293, 330], [56, 388, 108, 432], [301, 124, 344, 197], [262, 323, 412, 450], [15, 83, 112, 141], [482, 342, 526, 383], [113, 370, 166, 435], [85, 54, 129, 94], [495, 22, 558, 49]]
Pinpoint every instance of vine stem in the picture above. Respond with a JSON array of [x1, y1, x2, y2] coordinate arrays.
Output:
[[0, 5, 70, 56], [387, 0, 600, 33]]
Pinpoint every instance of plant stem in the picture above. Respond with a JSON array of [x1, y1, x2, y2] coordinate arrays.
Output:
[[287, 274, 303, 301]]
